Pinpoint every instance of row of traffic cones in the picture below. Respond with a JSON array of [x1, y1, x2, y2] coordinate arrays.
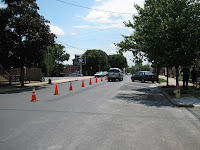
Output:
[[31, 76, 108, 102]]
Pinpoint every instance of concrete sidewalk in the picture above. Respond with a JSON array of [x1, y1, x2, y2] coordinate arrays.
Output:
[[156, 75, 200, 107], [0, 76, 94, 93]]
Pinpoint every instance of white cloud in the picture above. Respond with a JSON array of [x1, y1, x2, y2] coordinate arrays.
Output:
[[95, 23, 125, 29], [71, 32, 77, 36], [104, 49, 117, 55], [96, 0, 105, 2], [48, 24, 64, 36], [85, 0, 144, 25], [73, 25, 90, 28], [109, 44, 116, 48]]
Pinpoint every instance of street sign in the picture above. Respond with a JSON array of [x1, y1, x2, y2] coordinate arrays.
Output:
[[75, 55, 86, 65]]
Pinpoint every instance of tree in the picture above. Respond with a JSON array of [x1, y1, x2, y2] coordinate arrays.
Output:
[[109, 54, 127, 69], [43, 44, 70, 77], [82, 49, 109, 75], [116, 0, 200, 86], [51, 44, 70, 76], [0, 0, 55, 86], [130, 66, 136, 74]]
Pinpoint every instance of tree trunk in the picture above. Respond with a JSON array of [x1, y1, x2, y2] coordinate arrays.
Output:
[[20, 66, 24, 87], [167, 66, 169, 86], [175, 66, 179, 87]]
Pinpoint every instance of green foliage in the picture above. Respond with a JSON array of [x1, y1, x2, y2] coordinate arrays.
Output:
[[130, 66, 136, 74], [159, 78, 167, 83], [116, 0, 200, 68], [0, 0, 56, 86], [127, 63, 150, 74], [43, 44, 70, 76], [135, 63, 150, 72], [116, 0, 200, 86], [109, 54, 127, 69], [82, 49, 109, 75]]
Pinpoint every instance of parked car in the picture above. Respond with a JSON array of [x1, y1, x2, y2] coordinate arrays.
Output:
[[94, 71, 104, 77], [94, 71, 108, 77], [107, 68, 123, 82], [131, 71, 158, 83], [102, 71, 108, 76]]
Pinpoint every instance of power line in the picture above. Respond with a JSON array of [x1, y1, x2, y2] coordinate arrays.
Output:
[[56, 40, 118, 53], [73, 28, 113, 36], [56, 40, 85, 51], [56, 0, 136, 15]]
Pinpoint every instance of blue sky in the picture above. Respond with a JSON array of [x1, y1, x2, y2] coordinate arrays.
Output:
[[1, 0, 145, 66]]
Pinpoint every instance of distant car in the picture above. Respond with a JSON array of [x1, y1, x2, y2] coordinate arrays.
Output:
[[94, 71, 108, 77], [102, 71, 108, 76], [131, 71, 158, 83], [94, 72, 103, 77], [107, 68, 123, 82]]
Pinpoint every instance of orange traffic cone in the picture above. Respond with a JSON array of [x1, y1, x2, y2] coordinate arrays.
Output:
[[30, 87, 38, 102], [54, 84, 59, 95], [69, 82, 73, 91], [105, 76, 108, 80], [101, 76, 103, 82], [82, 80, 85, 87], [95, 77, 98, 83], [89, 78, 92, 85]]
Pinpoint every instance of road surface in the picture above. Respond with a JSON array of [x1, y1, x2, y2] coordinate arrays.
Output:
[[0, 76, 200, 150]]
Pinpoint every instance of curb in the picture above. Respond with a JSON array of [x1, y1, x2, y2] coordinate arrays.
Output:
[[0, 77, 95, 94], [155, 83, 194, 107]]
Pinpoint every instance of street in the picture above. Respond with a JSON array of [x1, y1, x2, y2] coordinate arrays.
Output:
[[0, 76, 200, 150]]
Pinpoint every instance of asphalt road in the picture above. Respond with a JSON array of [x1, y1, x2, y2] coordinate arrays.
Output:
[[0, 76, 200, 150]]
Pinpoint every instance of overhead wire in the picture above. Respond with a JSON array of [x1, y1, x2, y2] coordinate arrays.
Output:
[[72, 28, 113, 36], [56, 0, 136, 15], [56, 40, 118, 52], [56, 40, 86, 51]]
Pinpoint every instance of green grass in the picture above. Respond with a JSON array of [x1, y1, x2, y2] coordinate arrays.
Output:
[[159, 78, 167, 83]]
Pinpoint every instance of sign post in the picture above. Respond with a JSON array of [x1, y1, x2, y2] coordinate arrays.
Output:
[[75, 55, 86, 75], [79, 56, 82, 75]]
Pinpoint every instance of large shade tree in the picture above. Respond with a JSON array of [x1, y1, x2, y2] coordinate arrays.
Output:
[[43, 44, 70, 77], [116, 0, 200, 86], [109, 54, 127, 69], [0, 0, 55, 86], [82, 49, 109, 75]]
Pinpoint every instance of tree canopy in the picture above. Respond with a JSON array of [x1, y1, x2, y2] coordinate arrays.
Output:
[[43, 44, 70, 77], [82, 49, 109, 75], [109, 54, 127, 69], [81, 50, 128, 75], [116, 0, 200, 85], [0, 0, 56, 86]]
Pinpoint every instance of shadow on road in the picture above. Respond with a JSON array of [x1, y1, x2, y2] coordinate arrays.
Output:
[[115, 84, 175, 107], [0, 85, 49, 94]]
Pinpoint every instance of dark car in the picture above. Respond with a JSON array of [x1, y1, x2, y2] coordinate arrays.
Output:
[[131, 71, 158, 83]]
